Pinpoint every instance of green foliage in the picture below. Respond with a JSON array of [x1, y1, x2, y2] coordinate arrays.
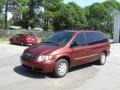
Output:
[[0, 0, 120, 37], [39, 0, 64, 31], [85, 0, 120, 35], [0, 14, 4, 28], [53, 2, 87, 30]]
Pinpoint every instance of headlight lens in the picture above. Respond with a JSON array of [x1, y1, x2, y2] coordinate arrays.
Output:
[[38, 55, 52, 61]]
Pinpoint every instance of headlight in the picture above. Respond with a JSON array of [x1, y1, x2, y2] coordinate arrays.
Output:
[[38, 55, 52, 61]]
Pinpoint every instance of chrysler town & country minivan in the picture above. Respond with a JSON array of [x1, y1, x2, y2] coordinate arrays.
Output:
[[21, 30, 110, 77]]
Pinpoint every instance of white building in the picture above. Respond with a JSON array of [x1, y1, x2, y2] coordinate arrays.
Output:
[[114, 11, 120, 43]]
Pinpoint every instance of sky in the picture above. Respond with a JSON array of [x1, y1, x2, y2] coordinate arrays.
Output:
[[64, 0, 120, 7]]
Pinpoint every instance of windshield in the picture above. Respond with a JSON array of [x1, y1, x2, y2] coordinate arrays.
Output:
[[15, 34, 22, 38], [42, 31, 74, 46]]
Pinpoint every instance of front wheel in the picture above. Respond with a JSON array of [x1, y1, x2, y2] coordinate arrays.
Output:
[[54, 59, 69, 78], [21, 42, 24, 46]]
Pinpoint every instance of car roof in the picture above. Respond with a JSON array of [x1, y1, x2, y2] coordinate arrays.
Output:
[[16, 34, 24, 36], [16, 34, 33, 36], [64, 30, 102, 33]]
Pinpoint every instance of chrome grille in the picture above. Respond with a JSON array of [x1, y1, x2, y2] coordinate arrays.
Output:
[[22, 53, 35, 61]]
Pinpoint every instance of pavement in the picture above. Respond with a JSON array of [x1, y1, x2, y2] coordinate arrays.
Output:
[[0, 43, 120, 90]]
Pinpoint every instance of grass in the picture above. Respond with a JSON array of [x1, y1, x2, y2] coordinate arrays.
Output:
[[0, 29, 52, 43], [0, 37, 9, 44], [0, 37, 9, 41]]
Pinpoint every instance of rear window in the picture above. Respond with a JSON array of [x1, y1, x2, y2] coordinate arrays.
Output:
[[85, 32, 108, 45], [26, 34, 35, 37]]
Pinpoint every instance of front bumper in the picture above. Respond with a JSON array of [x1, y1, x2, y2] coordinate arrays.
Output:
[[21, 59, 55, 73]]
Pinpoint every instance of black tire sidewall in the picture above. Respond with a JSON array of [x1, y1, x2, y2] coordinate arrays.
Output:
[[21, 42, 24, 46]]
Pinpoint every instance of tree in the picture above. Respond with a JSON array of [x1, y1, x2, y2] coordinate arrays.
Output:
[[38, 0, 64, 31], [53, 2, 87, 31], [13, 0, 30, 28], [0, 0, 9, 29], [103, 0, 120, 34], [86, 3, 108, 30], [0, 0, 19, 29], [86, 0, 120, 34], [0, 0, 120, 34], [0, 14, 4, 28], [11, 0, 39, 28]]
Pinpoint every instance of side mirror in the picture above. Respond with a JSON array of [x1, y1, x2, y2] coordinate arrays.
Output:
[[70, 42, 79, 48]]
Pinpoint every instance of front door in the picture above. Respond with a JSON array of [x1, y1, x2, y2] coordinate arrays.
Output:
[[15, 34, 22, 44], [70, 33, 90, 67]]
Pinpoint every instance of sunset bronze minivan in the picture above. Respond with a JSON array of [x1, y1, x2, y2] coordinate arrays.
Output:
[[21, 30, 110, 77]]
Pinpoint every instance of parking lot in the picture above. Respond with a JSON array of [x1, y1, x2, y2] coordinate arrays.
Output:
[[0, 43, 120, 90]]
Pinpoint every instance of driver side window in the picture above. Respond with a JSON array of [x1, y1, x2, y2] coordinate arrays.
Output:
[[71, 33, 87, 47]]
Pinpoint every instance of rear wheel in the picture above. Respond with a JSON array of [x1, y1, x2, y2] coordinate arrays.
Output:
[[97, 52, 106, 65], [54, 59, 69, 78]]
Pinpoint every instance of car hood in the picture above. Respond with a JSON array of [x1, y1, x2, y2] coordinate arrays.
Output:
[[25, 43, 59, 55]]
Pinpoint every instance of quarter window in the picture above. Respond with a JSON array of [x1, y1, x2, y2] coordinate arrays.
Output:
[[85, 32, 108, 45]]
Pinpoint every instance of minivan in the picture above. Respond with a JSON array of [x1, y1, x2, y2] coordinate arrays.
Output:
[[21, 30, 110, 77]]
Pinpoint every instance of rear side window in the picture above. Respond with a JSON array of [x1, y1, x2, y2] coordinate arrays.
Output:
[[85, 32, 108, 45]]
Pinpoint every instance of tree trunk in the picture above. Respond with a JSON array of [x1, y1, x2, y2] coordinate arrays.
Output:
[[28, 0, 36, 28], [44, 16, 49, 31], [43, 0, 48, 31], [5, 0, 9, 29]]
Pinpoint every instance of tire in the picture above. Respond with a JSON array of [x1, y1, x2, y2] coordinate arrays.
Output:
[[54, 59, 69, 78], [97, 52, 106, 65], [10, 41, 12, 44], [9, 39, 13, 44], [21, 42, 24, 46]]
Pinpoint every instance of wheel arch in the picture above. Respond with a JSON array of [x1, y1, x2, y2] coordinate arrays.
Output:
[[55, 55, 71, 67], [102, 50, 107, 56]]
